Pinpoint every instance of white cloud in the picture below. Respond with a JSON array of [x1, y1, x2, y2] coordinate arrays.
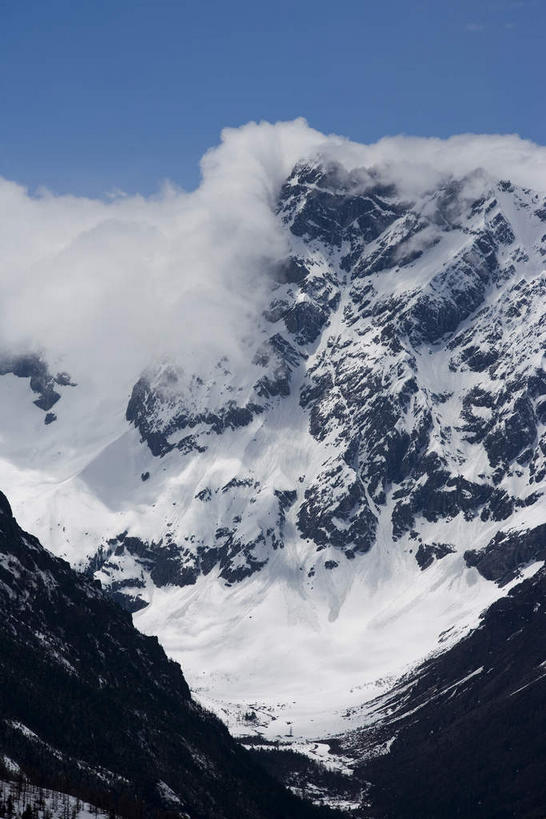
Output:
[[0, 119, 545, 399], [0, 119, 325, 391]]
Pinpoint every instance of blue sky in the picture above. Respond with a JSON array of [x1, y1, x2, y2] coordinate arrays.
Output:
[[0, 0, 543, 196]]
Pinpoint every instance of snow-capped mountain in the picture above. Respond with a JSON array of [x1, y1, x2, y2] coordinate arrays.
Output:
[[0, 123, 545, 769]]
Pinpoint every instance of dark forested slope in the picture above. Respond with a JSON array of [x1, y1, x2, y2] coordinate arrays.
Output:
[[0, 491, 336, 819]]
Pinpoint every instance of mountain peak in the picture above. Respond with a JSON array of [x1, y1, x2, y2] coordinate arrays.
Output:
[[0, 133, 545, 770]]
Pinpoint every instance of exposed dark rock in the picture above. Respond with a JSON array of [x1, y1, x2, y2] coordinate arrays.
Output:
[[275, 256, 309, 283], [298, 463, 377, 555], [177, 434, 206, 454], [274, 489, 297, 511], [253, 334, 301, 399], [263, 297, 290, 323], [401, 232, 501, 344], [88, 532, 199, 595], [109, 589, 149, 613], [126, 373, 263, 457], [464, 523, 546, 585], [221, 477, 256, 492], [89, 479, 300, 598], [392, 461, 494, 539], [483, 394, 537, 469], [195, 487, 212, 502], [0, 354, 75, 416], [278, 161, 403, 263], [415, 542, 455, 570], [283, 300, 328, 344]]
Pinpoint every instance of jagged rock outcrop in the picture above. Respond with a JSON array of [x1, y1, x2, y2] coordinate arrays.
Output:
[[0, 354, 75, 422], [105, 159, 546, 595]]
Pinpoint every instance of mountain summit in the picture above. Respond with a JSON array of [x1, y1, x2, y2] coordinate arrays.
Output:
[[0, 124, 545, 811]]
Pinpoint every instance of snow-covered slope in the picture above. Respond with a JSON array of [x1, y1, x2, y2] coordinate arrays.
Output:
[[1, 124, 545, 743]]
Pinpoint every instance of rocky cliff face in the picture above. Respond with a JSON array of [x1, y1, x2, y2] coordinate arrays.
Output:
[[89, 159, 546, 604]]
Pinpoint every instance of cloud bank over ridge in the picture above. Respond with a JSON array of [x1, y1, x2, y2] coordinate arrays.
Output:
[[0, 118, 545, 395]]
